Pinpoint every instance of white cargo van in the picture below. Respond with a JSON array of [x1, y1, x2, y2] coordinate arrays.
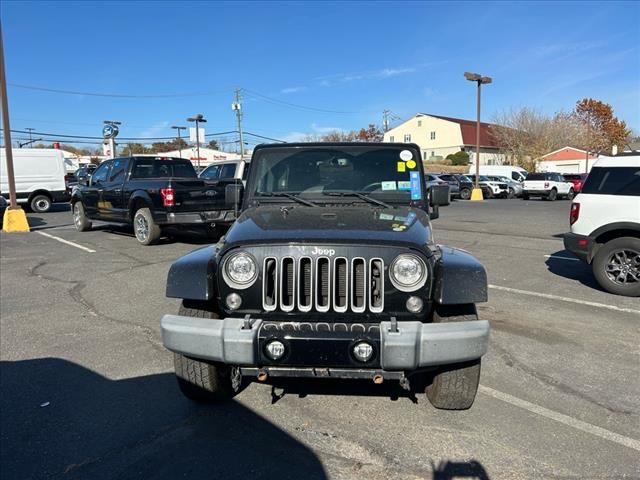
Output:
[[469, 165, 528, 182], [0, 148, 70, 212]]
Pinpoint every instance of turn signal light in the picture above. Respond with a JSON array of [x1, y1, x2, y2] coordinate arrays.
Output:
[[570, 202, 580, 225], [161, 187, 175, 207]]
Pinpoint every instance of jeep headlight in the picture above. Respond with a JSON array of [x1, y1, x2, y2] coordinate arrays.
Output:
[[223, 252, 257, 288], [390, 254, 427, 292]]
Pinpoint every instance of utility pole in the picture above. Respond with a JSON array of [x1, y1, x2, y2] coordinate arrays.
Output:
[[585, 111, 591, 174], [25, 127, 34, 147], [187, 114, 206, 169], [383, 110, 390, 132], [171, 125, 186, 158], [232, 89, 244, 159], [0, 21, 29, 231]]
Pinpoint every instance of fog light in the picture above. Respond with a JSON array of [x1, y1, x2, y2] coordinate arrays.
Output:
[[406, 296, 423, 313], [352, 342, 374, 362], [226, 293, 242, 311], [265, 340, 286, 360]]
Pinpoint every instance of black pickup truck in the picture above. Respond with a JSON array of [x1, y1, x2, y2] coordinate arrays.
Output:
[[71, 156, 241, 245]]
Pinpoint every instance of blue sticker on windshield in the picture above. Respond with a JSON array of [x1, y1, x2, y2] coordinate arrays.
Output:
[[410, 171, 421, 200]]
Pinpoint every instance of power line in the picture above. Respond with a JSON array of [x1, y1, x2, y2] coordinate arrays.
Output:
[[244, 131, 286, 143], [243, 88, 361, 114], [8, 83, 228, 99], [10, 128, 238, 141]]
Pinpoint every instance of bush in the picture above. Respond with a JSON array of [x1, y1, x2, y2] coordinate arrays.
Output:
[[446, 151, 470, 166]]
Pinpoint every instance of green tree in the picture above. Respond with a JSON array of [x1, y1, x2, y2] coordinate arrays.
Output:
[[120, 143, 148, 156], [446, 150, 470, 166], [207, 139, 219, 150]]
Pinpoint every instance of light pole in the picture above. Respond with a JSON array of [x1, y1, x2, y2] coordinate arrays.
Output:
[[232, 89, 244, 159], [464, 71, 492, 201], [187, 114, 206, 169], [171, 125, 186, 158]]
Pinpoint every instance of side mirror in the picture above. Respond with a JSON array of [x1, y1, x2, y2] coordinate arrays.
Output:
[[430, 184, 450, 207], [225, 182, 244, 209], [85, 175, 93, 187]]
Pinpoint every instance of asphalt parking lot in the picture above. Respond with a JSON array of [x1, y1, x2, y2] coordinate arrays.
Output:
[[1, 198, 638, 480]]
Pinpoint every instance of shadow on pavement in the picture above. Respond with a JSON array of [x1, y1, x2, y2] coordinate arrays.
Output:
[[0, 358, 327, 480], [545, 249, 602, 291], [432, 460, 491, 479]]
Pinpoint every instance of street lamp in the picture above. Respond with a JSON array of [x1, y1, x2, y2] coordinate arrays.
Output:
[[464, 71, 492, 201], [171, 125, 186, 158], [187, 114, 207, 169]]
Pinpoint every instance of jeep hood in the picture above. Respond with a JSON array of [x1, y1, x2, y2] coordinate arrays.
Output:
[[223, 205, 433, 249]]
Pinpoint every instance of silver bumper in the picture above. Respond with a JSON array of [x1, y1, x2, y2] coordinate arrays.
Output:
[[161, 315, 490, 370]]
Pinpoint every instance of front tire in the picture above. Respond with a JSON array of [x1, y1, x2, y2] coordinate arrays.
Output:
[[522, 192, 529, 200], [460, 188, 471, 200], [30, 194, 52, 213], [592, 237, 640, 297], [133, 207, 161, 245], [72, 202, 92, 232], [173, 301, 240, 402], [425, 304, 482, 410]]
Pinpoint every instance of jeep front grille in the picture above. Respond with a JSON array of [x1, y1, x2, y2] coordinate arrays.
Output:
[[262, 256, 384, 313]]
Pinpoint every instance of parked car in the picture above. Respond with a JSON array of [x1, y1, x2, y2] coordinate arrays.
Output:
[[522, 172, 574, 200], [71, 156, 242, 245], [468, 175, 509, 198], [433, 174, 461, 198], [563, 173, 589, 193], [487, 175, 523, 198], [449, 174, 490, 200], [74, 164, 97, 187], [564, 155, 639, 296], [471, 165, 528, 183], [0, 148, 70, 212], [0, 193, 7, 219], [199, 159, 250, 185], [160, 142, 489, 410], [424, 174, 452, 202]]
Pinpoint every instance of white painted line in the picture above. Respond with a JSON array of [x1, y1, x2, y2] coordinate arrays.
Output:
[[544, 254, 580, 262], [36, 231, 96, 253], [479, 385, 640, 452], [488, 284, 640, 315]]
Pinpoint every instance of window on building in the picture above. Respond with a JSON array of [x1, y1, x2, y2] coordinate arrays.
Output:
[[423, 152, 427, 160], [417, 120, 422, 127], [431, 151, 435, 158], [404, 134, 411, 142], [430, 131, 436, 140], [389, 136, 394, 143]]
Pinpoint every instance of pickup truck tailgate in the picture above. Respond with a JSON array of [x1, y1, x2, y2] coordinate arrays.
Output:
[[171, 179, 227, 211]]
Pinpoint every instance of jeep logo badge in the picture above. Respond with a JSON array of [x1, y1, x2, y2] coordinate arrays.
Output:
[[310, 247, 336, 256]]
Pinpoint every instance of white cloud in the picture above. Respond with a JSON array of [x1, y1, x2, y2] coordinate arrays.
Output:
[[139, 121, 170, 139], [316, 65, 417, 86], [280, 86, 307, 94], [282, 123, 345, 142]]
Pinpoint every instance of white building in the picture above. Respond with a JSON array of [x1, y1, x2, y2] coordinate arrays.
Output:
[[155, 146, 242, 167], [537, 147, 598, 174], [383, 113, 505, 165]]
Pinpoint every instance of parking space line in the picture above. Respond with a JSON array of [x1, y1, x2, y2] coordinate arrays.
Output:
[[544, 254, 580, 262], [36, 231, 96, 253], [479, 385, 640, 452], [488, 284, 640, 315]]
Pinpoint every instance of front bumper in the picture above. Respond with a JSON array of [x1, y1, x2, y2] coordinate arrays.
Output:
[[161, 315, 490, 371], [161, 210, 237, 225], [563, 232, 594, 262]]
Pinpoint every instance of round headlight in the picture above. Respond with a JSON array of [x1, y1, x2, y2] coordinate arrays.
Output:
[[223, 252, 257, 288], [390, 254, 427, 292]]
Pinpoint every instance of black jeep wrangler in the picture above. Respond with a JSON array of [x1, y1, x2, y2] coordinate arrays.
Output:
[[161, 143, 490, 409]]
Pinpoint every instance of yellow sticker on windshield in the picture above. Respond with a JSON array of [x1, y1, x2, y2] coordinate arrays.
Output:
[[397, 161, 406, 172], [406, 160, 417, 169]]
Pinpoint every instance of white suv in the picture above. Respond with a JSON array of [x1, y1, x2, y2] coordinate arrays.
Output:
[[564, 155, 640, 296], [523, 172, 574, 200]]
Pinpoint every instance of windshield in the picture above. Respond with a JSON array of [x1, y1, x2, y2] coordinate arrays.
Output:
[[248, 146, 423, 204]]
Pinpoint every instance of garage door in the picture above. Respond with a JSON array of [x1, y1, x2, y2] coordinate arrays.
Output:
[[555, 164, 581, 173]]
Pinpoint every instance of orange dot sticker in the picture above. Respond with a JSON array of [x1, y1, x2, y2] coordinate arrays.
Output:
[[406, 160, 417, 169]]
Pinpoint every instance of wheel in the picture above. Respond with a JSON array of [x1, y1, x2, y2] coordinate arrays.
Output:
[[72, 202, 92, 232], [173, 301, 241, 402], [547, 188, 557, 201], [592, 237, 640, 297], [566, 188, 575, 200], [425, 304, 482, 410], [460, 188, 471, 200], [484, 188, 493, 199], [522, 192, 529, 200], [133, 207, 161, 245], [507, 188, 515, 199], [30, 194, 52, 213]]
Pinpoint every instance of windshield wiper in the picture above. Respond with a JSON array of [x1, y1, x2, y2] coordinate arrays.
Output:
[[258, 192, 319, 207], [322, 191, 392, 209]]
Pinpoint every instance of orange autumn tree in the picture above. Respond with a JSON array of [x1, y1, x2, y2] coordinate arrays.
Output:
[[573, 98, 630, 154]]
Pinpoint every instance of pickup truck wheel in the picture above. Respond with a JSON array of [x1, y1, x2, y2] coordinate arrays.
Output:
[[72, 202, 92, 232], [547, 188, 557, 201], [459, 188, 471, 200], [30, 194, 52, 213], [173, 301, 240, 402], [425, 304, 481, 410], [592, 237, 640, 297], [133, 208, 161, 245]]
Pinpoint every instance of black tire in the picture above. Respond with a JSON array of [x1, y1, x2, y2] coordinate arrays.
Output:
[[72, 202, 92, 232], [425, 304, 481, 410], [547, 188, 557, 201], [460, 188, 471, 200], [522, 192, 529, 200], [566, 188, 575, 200], [484, 188, 493, 199], [173, 301, 240, 402], [133, 207, 161, 245], [30, 194, 52, 213], [507, 188, 515, 199], [592, 237, 640, 297]]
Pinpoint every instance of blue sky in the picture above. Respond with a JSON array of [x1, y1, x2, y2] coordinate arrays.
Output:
[[2, 0, 639, 150]]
